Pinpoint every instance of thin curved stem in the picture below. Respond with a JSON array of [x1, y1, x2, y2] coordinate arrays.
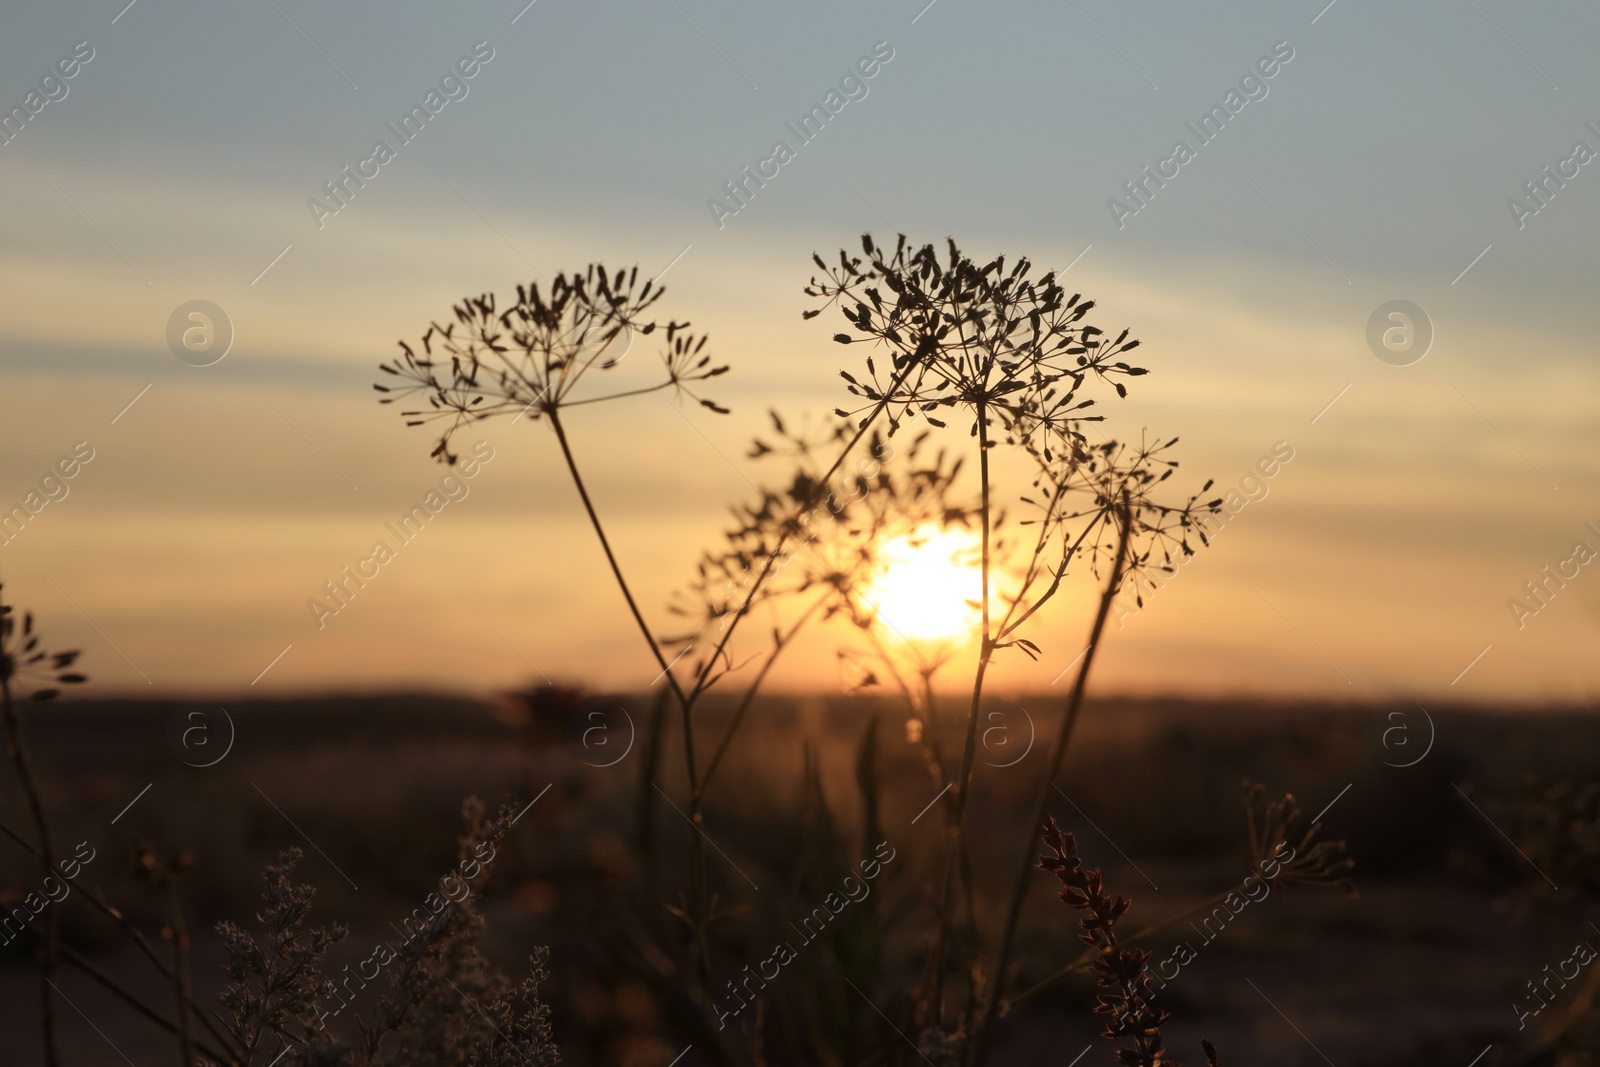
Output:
[[0, 819, 240, 1061], [558, 382, 681, 408], [545, 407, 713, 990], [688, 349, 925, 702], [930, 291, 997, 1035], [633, 687, 671, 859], [932, 444, 992, 1027], [694, 595, 824, 801], [994, 481, 1084, 641], [954, 404, 994, 819], [1, 671, 62, 1067], [547, 409, 693, 712], [52, 936, 234, 1065], [160, 876, 198, 1067], [969, 494, 1133, 1067]]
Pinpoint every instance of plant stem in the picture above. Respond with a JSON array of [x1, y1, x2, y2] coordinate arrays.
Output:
[[931, 390, 994, 1031], [553, 370, 909, 1011], [684, 828, 711, 993], [0, 818, 241, 1061], [547, 410, 692, 711], [955, 394, 995, 822], [633, 687, 669, 859], [51, 936, 234, 1064], [546, 409, 712, 986], [968, 495, 1133, 1067], [1, 670, 63, 1067], [688, 364, 916, 702], [694, 596, 822, 801], [917, 668, 954, 808], [163, 877, 198, 1067]]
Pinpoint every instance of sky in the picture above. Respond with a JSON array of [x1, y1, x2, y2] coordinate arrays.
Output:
[[1, 0, 1597, 703]]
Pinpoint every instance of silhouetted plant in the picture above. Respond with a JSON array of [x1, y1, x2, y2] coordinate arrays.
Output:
[[1, 590, 250, 1065], [0, 233, 1401, 1067], [214, 847, 349, 1063], [1, 581, 88, 1067], [376, 268, 728, 465], [1242, 782, 1356, 895], [804, 236, 1219, 1063], [135, 845, 201, 1067], [376, 264, 929, 1018], [673, 414, 978, 805], [1034, 810, 1359, 1067], [370, 239, 1223, 1064], [806, 235, 1148, 446], [1038, 815, 1177, 1067], [3, 679, 557, 1067], [214, 800, 558, 1067], [377, 267, 745, 993], [1009, 783, 1355, 1020]]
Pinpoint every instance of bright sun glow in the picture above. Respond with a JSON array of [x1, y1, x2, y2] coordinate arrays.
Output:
[[863, 525, 986, 645]]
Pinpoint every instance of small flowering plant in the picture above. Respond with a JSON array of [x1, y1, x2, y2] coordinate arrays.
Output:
[[372, 238, 1232, 1065]]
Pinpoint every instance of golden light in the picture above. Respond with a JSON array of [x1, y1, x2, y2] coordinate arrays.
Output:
[[863, 524, 986, 645]]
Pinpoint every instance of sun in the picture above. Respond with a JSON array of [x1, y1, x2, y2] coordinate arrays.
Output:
[[862, 524, 986, 645]]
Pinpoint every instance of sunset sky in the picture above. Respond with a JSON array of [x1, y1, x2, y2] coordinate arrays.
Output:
[[2, 0, 1597, 702]]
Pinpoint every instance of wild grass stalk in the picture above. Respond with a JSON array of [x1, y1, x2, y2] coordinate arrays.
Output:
[[1006, 783, 1354, 1026], [1, 582, 90, 1067], [633, 686, 670, 858], [0, 663, 62, 1066], [1036, 814, 1178, 1067], [0, 813, 242, 1061], [134, 846, 200, 1067]]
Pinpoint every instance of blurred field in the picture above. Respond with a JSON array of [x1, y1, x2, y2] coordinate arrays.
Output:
[[3, 692, 1596, 1066]]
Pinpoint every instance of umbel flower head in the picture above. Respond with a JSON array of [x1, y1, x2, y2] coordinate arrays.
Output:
[[806, 236, 1223, 670], [0, 584, 88, 702], [377, 265, 728, 464], [806, 233, 1148, 455], [673, 412, 976, 638], [1243, 781, 1357, 894]]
